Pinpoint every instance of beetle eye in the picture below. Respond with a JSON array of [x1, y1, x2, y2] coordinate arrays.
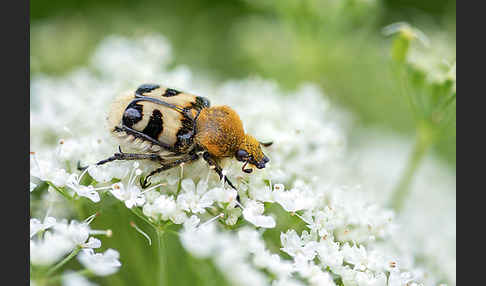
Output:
[[235, 149, 249, 162]]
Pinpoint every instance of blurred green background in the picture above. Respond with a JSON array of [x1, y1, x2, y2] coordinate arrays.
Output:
[[30, 0, 456, 166], [30, 0, 456, 285]]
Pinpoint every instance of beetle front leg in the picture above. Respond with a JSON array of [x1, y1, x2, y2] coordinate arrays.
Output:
[[141, 153, 199, 188], [96, 146, 164, 165], [202, 152, 237, 191]]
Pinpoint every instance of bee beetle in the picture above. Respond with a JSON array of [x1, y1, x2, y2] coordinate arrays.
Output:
[[97, 84, 272, 189]]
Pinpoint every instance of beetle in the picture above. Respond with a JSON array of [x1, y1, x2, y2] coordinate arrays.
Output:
[[97, 83, 272, 189]]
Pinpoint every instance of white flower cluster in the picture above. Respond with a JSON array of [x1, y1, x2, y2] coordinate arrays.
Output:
[[407, 34, 456, 89], [345, 131, 456, 284], [30, 35, 455, 286], [30, 213, 120, 282], [382, 22, 456, 90]]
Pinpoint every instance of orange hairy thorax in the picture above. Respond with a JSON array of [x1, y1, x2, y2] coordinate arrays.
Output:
[[195, 106, 246, 157]]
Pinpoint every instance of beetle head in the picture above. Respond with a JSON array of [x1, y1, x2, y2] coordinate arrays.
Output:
[[236, 135, 270, 173]]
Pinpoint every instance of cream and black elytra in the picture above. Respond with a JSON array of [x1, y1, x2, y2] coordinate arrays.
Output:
[[97, 83, 272, 189]]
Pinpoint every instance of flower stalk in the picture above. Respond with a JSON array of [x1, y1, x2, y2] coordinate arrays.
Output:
[[385, 23, 455, 212], [156, 227, 168, 286], [46, 246, 82, 277], [389, 121, 435, 212]]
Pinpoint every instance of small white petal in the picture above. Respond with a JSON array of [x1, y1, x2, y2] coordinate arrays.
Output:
[[242, 200, 276, 228], [78, 248, 121, 276], [83, 237, 102, 249], [62, 271, 98, 286]]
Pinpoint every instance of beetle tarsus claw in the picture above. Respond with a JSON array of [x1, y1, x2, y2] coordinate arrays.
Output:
[[140, 176, 152, 189], [77, 161, 88, 171]]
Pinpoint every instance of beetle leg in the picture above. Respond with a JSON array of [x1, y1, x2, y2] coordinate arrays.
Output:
[[142, 153, 199, 187], [77, 161, 89, 171], [202, 152, 237, 189], [202, 152, 240, 205], [96, 147, 164, 165], [139, 175, 152, 189]]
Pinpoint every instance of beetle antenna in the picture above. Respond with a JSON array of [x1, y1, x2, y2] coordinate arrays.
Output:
[[260, 141, 273, 147], [242, 161, 253, 173]]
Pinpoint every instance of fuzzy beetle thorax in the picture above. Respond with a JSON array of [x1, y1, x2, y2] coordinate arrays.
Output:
[[195, 106, 246, 157]]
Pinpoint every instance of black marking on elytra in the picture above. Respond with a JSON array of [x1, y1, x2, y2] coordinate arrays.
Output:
[[136, 84, 160, 96], [174, 114, 196, 152], [162, 88, 181, 97], [130, 97, 184, 112], [114, 125, 176, 152], [142, 109, 164, 140], [122, 102, 143, 127]]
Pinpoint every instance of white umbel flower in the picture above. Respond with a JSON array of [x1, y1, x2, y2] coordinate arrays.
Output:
[[62, 271, 98, 286], [30, 34, 456, 285], [242, 200, 276, 228], [280, 230, 318, 262], [53, 220, 91, 246], [273, 185, 314, 212], [30, 232, 73, 265], [78, 248, 121, 276], [66, 170, 104, 203], [30, 216, 57, 238], [30, 216, 110, 266], [30, 154, 70, 187], [30, 181, 37, 192], [143, 194, 187, 224], [177, 178, 213, 214], [110, 182, 145, 208]]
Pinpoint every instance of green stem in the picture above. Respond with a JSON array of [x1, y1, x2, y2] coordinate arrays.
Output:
[[46, 246, 82, 277], [130, 207, 158, 229], [156, 228, 168, 286], [389, 123, 433, 212], [165, 229, 180, 237], [126, 201, 170, 286], [74, 198, 86, 219], [46, 182, 72, 201], [392, 60, 417, 118], [76, 268, 94, 278]]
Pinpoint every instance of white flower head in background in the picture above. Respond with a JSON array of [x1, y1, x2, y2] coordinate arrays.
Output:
[[30, 215, 112, 267], [30, 153, 71, 187], [242, 200, 276, 228], [382, 22, 430, 46], [67, 171, 101, 203], [177, 178, 213, 214], [273, 184, 314, 212], [30, 181, 38, 192], [30, 216, 57, 238], [109, 162, 162, 208], [62, 271, 98, 286], [30, 232, 74, 266], [78, 248, 122, 276]]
